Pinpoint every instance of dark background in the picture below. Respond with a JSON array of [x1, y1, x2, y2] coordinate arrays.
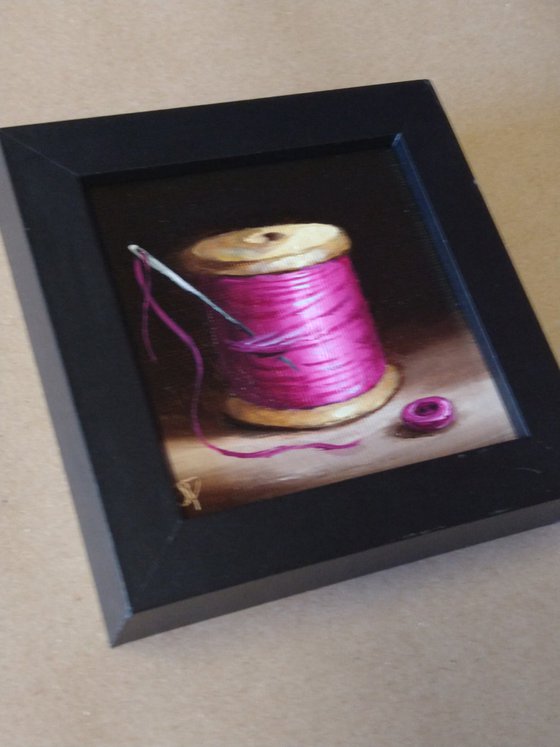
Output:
[[89, 145, 466, 432]]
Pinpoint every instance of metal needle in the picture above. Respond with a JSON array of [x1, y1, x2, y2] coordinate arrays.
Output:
[[127, 244, 296, 369]]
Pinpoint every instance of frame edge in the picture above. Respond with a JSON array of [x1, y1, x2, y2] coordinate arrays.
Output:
[[0, 137, 131, 643]]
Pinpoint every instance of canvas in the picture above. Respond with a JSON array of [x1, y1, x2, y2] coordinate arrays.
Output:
[[90, 144, 517, 517]]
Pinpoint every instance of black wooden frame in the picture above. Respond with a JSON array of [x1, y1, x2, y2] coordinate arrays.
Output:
[[1, 81, 558, 645]]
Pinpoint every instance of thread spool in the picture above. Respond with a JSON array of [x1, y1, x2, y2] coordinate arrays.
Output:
[[176, 223, 399, 429]]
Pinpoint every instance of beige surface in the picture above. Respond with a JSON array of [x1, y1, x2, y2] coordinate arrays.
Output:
[[0, 2, 558, 746]]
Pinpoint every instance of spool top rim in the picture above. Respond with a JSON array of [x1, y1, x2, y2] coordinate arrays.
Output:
[[177, 223, 350, 276]]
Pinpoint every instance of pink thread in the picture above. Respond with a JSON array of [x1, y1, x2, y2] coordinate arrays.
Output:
[[199, 256, 386, 409], [133, 257, 360, 458]]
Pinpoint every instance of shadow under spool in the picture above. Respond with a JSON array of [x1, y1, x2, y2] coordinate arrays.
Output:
[[176, 223, 400, 429]]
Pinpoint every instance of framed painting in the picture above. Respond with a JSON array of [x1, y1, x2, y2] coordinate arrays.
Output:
[[1, 81, 558, 645]]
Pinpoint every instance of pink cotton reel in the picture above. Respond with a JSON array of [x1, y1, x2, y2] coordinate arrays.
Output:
[[176, 223, 401, 430], [401, 396, 455, 433]]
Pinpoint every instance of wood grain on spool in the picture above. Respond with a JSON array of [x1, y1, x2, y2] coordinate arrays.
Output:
[[178, 223, 350, 275], [225, 364, 400, 429]]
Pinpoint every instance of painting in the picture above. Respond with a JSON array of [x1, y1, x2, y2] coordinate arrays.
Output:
[[89, 144, 518, 516], [4, 83, 558, 642]]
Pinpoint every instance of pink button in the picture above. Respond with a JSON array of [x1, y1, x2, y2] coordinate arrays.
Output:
[[401, 396, 455, 432]]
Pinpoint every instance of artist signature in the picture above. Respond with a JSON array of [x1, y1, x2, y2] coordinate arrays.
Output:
[[175, 477, 202, 511]]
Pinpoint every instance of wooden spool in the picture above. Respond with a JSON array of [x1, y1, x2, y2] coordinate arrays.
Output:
[[178, 223, 399, 429]]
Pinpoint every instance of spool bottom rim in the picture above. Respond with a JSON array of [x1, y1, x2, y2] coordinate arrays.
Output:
[[224, 364, 400, 430]]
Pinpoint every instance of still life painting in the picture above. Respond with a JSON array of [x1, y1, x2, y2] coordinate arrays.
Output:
[[90, 145, 517, 516]]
